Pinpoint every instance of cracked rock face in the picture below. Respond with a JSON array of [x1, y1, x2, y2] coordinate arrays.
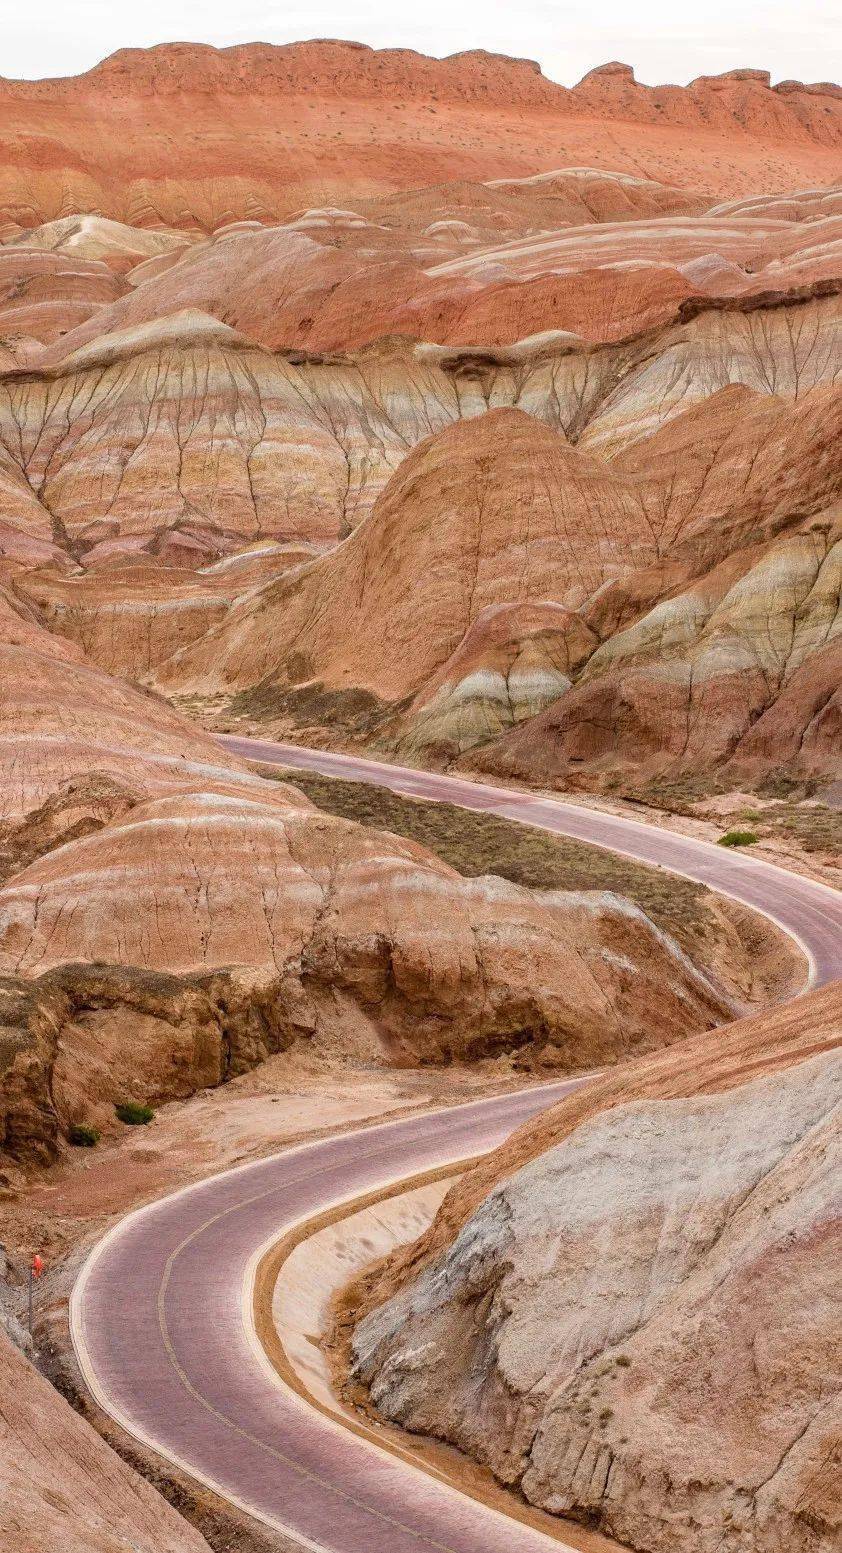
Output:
[[0, 601, 738, 1166], [153, 377, 842, 783], [352, 1046, 842, 1553], [1, 117, 839, 794], [0, 630, 300, 825]]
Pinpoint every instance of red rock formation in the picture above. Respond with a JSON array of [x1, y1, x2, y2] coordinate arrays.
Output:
[[0, 614, 300, 825], [0, 45, 838, 795], [0, 781, 736, 1152], [1, 42, 838, 1553], [0, 175, 837, 576], [0, 579, 743, 1166], [0, 246, 126, 355], [153, 408, 660, 700], [10, 200, 840, 362], [13, 549, 322, 675], [2, 44, 840, 236], [466, 390, 841, 783]]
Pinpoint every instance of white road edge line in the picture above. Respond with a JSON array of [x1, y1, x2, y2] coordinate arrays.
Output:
[[70, 1077, 596, 1552], [70, 1249, 327, 1551]]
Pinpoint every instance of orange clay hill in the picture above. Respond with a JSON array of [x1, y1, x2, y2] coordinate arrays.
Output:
[[1, 43, 841, 236], [0, 45, 839, 798]]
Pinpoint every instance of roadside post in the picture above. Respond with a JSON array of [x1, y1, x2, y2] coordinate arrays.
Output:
[[29, 1253, 44, 1333]]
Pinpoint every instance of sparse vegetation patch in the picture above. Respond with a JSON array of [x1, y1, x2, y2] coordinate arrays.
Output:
[[269, 769, 713, 951], [115, 1101, 155, 1126], [69, 1124, 100, 1147]]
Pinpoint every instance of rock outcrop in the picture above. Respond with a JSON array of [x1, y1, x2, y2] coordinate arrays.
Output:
[[153, 382, 841, 785], [0, 628, 295, 825], [465, 388, 842, 783], [0, 577, 752, 1173], [13, 552, 320, 676], [3, 240, 837, 791], [1, 38, 838, 1553], [350, 984, 842, 1553], [1, 52, 840, 802], [2, 267, 837, 559], [155, 408, 660, 702], [11, 201, 841, 365]]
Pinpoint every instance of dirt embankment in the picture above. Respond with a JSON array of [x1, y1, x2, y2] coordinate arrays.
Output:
[[256, 766, 807, 1006]]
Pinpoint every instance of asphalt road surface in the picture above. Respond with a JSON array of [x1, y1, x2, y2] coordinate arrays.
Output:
[[72, 739, 842, 1553]]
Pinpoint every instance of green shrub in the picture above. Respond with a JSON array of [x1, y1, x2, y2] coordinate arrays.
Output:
[[115, 1101, 155, 1126], [69, 1123, 100, 1147], [717, 829, 759, 848]]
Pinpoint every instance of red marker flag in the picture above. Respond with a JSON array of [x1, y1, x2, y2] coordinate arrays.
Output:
[[31, 1254, 44, 1279]]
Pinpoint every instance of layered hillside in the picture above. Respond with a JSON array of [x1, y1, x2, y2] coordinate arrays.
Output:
[[2, 63, 838, 798], [0, 41, 838, 1553], [2, 45, 842, 236], [0, 590, 748, 1166], [0, 785, 737, 1159], [0, 596, 292, 825], [7, 198, 841, 365], [3, 285, 838, 568], [349, 984, 842, 1553], [0, 50, 838, 1123], [152, 378, 841, 785]]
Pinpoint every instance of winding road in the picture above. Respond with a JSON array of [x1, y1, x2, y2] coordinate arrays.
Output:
[[71, 739, 842, 1553]]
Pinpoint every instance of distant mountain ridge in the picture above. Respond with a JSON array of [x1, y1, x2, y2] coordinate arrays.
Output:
[[1, 41, 840, 236]]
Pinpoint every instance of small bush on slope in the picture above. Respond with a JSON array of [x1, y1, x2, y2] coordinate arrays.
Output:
[[115, 1101, 155, 1126], [68, 1124, 100, 1147]]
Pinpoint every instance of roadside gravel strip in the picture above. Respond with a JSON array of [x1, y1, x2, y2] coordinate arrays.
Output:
[[72, 740, 842, 1553]]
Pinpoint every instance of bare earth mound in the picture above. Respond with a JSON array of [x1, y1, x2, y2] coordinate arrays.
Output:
[[0, 780, 736, 1162], [155, 382, 841, 787]]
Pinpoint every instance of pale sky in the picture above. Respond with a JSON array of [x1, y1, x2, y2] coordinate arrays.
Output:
[[4, 0, 840, 86]]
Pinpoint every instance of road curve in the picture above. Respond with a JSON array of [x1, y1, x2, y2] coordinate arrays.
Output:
[[72, 739, 842, 1553], [73, 1077, 596, 1553], [223, 736, 842, 985]]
